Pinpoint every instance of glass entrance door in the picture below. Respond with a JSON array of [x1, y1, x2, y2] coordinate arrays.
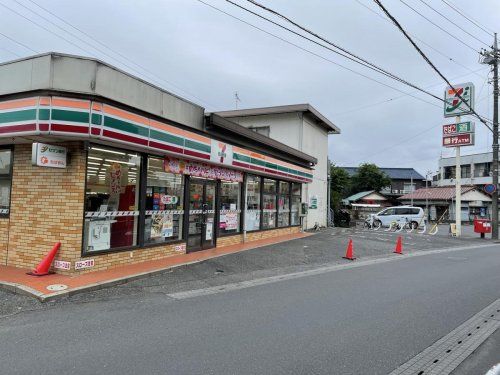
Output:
[[187, 179, 216, 251]]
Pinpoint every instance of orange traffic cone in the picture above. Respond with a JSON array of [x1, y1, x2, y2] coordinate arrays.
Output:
[[27, 242, 61, 276], [343, 238, 356, 260], [394, 236, 403, 255]]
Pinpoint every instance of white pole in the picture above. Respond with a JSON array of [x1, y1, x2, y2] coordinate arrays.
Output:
[[455, 116, 461, 237]]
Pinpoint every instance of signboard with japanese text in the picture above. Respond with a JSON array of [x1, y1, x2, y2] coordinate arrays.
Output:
[[54, 260, 71, 270], [442, 121, 475, 135], [75, 259, 95, 270], [163, 156, 243, 182], [444, 82, 474, 117], [442, 133, 475, 147], [31, 143, 67, 168]]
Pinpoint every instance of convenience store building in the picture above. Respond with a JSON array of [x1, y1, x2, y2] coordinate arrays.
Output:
[[0, 53, 339, 274]]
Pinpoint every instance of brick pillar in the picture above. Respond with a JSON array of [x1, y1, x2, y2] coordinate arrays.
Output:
[[6, 142, 86, 271]]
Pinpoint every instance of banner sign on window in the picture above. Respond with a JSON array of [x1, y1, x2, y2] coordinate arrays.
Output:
[[163, 156, 243, 182]]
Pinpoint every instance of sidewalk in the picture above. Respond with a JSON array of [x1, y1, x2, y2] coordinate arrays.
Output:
[[0, 231, 312, 302]]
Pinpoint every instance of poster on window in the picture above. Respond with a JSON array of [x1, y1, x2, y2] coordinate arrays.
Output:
[[161, 214, 174, 238], [206, 218, 214, 240], [150, 212, 164, 239], [109, 163, 122, 194], [225, 212, 238, 230]]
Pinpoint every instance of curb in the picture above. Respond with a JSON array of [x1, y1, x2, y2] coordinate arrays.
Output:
[[0, 241, 496, 303]]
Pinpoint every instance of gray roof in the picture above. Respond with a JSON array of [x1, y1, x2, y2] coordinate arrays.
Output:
[[344, 190, 376, 202], [214, 103, 340, 134], [341, 167, 425, 180]]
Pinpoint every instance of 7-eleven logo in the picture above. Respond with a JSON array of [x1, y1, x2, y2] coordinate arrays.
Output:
[[444, 83, 474, 117]]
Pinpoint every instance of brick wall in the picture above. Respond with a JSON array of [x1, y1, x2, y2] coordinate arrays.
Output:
[[216, 226, 300, 248], [3, 141, 299, 274], [6, 142, 86, 271], [0, 218, 9, 265]]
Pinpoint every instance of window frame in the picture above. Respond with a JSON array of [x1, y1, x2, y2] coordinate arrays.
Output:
[[0, 146, 13, 218], [262, 178, 278, 229], [81, 144, 185, 257], [217, 179, 243, 238]]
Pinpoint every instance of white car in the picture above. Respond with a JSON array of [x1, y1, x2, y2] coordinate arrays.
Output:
[[371, 206, 425, 229]]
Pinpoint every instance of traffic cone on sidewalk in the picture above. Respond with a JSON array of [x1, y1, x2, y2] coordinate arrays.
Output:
[[394, 236, 403, 255], [27, 242, 61, 276], [343, 238, 356, 260]]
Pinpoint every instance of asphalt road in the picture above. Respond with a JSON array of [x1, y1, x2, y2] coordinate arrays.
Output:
[[1, 244, 499, 375]]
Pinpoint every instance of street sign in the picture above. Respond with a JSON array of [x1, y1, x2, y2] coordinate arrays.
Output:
[[484, 184, 497, 194], [442, 133, 475, 147], [444, 82, 475, 118], [442, 121, 475, 135]]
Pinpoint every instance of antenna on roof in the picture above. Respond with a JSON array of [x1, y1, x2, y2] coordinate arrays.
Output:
[[234, 91, 241, 109]]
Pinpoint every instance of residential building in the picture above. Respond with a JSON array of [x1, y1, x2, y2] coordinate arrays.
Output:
[[399, 186, 491, 222], [0, 53, 339, 274], [214, 104, 341, 229], [342, 190, 390, 220], [436, 151, 493, 188], [341, 167, 426, 198]]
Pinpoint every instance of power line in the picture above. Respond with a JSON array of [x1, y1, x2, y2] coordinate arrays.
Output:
[[355, 0, 482, 78], [19, 0, 217, 110], [398, 0, 480, 53], [333, 67, 487, 117], [440, 0, 495, 36], [374, 0, 493, 132], [416, 0, 490, 47], [195, 0, 441, 109], [0, 30, 38, 54], [0, 46, 21, 58], [240, 0, 444, 102]]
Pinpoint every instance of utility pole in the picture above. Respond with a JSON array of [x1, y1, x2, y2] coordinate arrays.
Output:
[[480, 33, 499, 240], [492, 33, 499, 240]]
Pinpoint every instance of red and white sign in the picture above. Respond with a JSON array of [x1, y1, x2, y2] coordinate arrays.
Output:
[[75, 259, 95, 270], [163, 156, 243, 182], [174, 244, 186, 252], [442, 133, 474, 147], [53, 260, 71, 270]]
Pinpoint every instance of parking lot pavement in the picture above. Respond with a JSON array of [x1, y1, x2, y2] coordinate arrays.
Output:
[[0, 226, 489, 314]]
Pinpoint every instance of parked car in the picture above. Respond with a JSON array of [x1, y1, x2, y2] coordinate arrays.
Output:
[[369, 206, 425, 229]]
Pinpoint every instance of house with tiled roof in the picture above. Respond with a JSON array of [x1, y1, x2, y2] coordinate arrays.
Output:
[[399, 186, 491, 222], [341, 167, 426, 198]]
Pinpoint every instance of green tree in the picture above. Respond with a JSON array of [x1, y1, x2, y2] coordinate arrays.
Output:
[[330, 163, 351, 210], [350, 163, 391, 194]]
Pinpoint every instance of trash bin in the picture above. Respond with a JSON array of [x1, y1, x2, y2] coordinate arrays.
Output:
[[473, 218, 491, 238]]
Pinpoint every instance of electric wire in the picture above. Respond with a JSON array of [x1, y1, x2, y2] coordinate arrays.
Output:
[[195, 0, 442, 109], [17, 0, 217, 110], [398, 0, 480, 53], [355, 0, 483, 79], [440, 0, 495, 36], [0, 30, 38, 54], [374, 0, 493, 132], [416, 0, 490, 47], [239, 0, 443, 102]]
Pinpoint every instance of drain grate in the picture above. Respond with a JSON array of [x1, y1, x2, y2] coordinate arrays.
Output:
[[390, 299, 500, 375]]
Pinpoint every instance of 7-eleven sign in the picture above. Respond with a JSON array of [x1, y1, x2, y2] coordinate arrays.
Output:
[[444, 82, 475, 118]]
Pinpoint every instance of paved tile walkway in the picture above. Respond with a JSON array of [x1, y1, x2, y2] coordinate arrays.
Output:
[[0, 232, 311, 299]]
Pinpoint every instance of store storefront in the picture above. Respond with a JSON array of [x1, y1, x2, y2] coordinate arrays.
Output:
[[0, 53, 318, 274], [0, 95, 312, 274]]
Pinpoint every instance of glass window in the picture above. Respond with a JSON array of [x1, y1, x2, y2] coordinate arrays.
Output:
[[263, 178, 277, 194], [83, 145, 141, 252], [0, 148, 12, 215], [263, 178, 277, 229], [278, 181, 290, 227], [291, 183, 301, 226], [144, 157, 184, 244], [245, 175, 261, 231], [219, 181, 241, 234]]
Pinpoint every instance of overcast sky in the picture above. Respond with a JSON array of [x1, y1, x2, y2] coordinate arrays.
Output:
[[1, 0, 499, 176]]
